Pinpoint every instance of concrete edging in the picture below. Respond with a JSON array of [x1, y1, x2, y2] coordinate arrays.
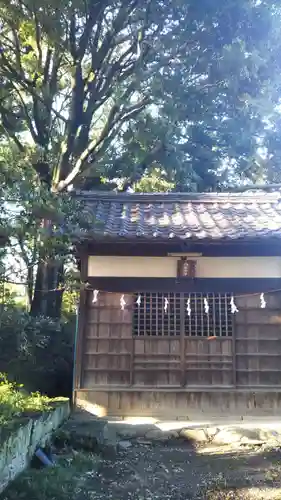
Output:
[[0, 401, 70, 493]]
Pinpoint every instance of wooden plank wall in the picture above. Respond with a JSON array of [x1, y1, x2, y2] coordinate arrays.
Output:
[[133, 338, 233, 387], [184, 338, 233, 386], [82, 291, 234, 388], [81, 291, 281, 390], [235, 292, 281, 387], [134, 338, 181, 386], [82, 292, 134, 387], [76, 389, 281, 418]]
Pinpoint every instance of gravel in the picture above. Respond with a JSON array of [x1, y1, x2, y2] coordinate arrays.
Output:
[[79, 442, 281, 500]]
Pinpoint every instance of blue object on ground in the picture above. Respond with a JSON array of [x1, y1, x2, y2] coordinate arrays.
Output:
[[35, 448, 54, 467]]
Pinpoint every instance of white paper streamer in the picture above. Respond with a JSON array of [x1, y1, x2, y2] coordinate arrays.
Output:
[[230, 295, 239, 314], [120, 294, 126, 310], [136, 294, 142, 307], [260, 293, 266, 309], [204, 297, 209, 314], [92, 289, 99, 303], [164, 297, 169, 313], [186, 297, 191, 316]]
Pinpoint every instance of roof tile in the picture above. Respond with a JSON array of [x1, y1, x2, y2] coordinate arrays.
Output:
[[76, 191, 281, 241]]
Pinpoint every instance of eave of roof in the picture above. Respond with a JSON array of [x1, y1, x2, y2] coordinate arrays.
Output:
[[72, 190, 281, 243], [74, 190, 281, 203]]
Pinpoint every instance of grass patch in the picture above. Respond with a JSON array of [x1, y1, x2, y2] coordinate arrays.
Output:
[[1, 452, 100, 500], [0, 373, 56, 426]]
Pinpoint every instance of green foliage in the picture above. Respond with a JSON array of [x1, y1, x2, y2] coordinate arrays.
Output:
[[61, 286, 79, 318], [2, 452, 100, 500], [0, 373, 50, 425], [0, 305, 75, 396], [0, 0, 281, 192], [2, 0, 281, 317], [134, 166, 174, 193]]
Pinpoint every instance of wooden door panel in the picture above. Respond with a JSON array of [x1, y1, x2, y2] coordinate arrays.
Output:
[[184, 338, 233, 386], [133, 338, 181, 386]]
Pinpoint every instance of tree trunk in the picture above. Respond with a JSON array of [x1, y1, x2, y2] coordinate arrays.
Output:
[[30, 260, 64, 318], [30, 259, 48, 316], [27, 265, 34, 309], [30, 218, 64, 318], [54, 261, 64, 318], [46, 260, 64, 318]]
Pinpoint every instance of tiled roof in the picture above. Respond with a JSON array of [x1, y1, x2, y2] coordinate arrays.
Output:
[[76, 191, 281, 241]]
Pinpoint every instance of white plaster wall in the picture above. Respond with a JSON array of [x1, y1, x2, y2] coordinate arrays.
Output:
[[88, 256, 281, 279]]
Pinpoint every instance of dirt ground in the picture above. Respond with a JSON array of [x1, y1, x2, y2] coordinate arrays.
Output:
[[3, 438, 281, 499], [81, 441, 281, 500]]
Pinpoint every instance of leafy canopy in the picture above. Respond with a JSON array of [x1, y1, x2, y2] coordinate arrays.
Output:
[[0, 0, 281, 192]]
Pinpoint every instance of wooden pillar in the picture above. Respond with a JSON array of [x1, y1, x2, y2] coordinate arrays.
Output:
[[73, 253, 88, 397]]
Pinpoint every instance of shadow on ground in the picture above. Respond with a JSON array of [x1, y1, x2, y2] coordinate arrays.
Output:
[[83, 443, 281, 500], [2, 409, 281, 500], [55, 409, 281, 499], [4, 438, 281, 499]]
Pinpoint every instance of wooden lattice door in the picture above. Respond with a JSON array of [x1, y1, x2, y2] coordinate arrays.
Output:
[[133, 292, 234, 387]]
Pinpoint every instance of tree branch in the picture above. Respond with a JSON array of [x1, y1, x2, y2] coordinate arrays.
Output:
[[0, 54, 67, 124], [1, 122, 25, 152], [77, 1, 106, 61], [71, 31, 139, 158], [86, 93, 148, 160], [43, 48, 52, 85], [32, 95, 47, 146], [56, 124, 121, 191], [69, 10, 77, 60], [33, 8, 43, 69], [120, 140, 164, 191], [48, 49, 61, 102], [58, 62, 85, 179], [11, 26, 24, 77], [71, 1, 148, 155], [95, 43, 136, 97], [8, 81, 39, 143], [56, 94, 149, 191], [92, 0, 138, 77], [77, 51, 135, 154]]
